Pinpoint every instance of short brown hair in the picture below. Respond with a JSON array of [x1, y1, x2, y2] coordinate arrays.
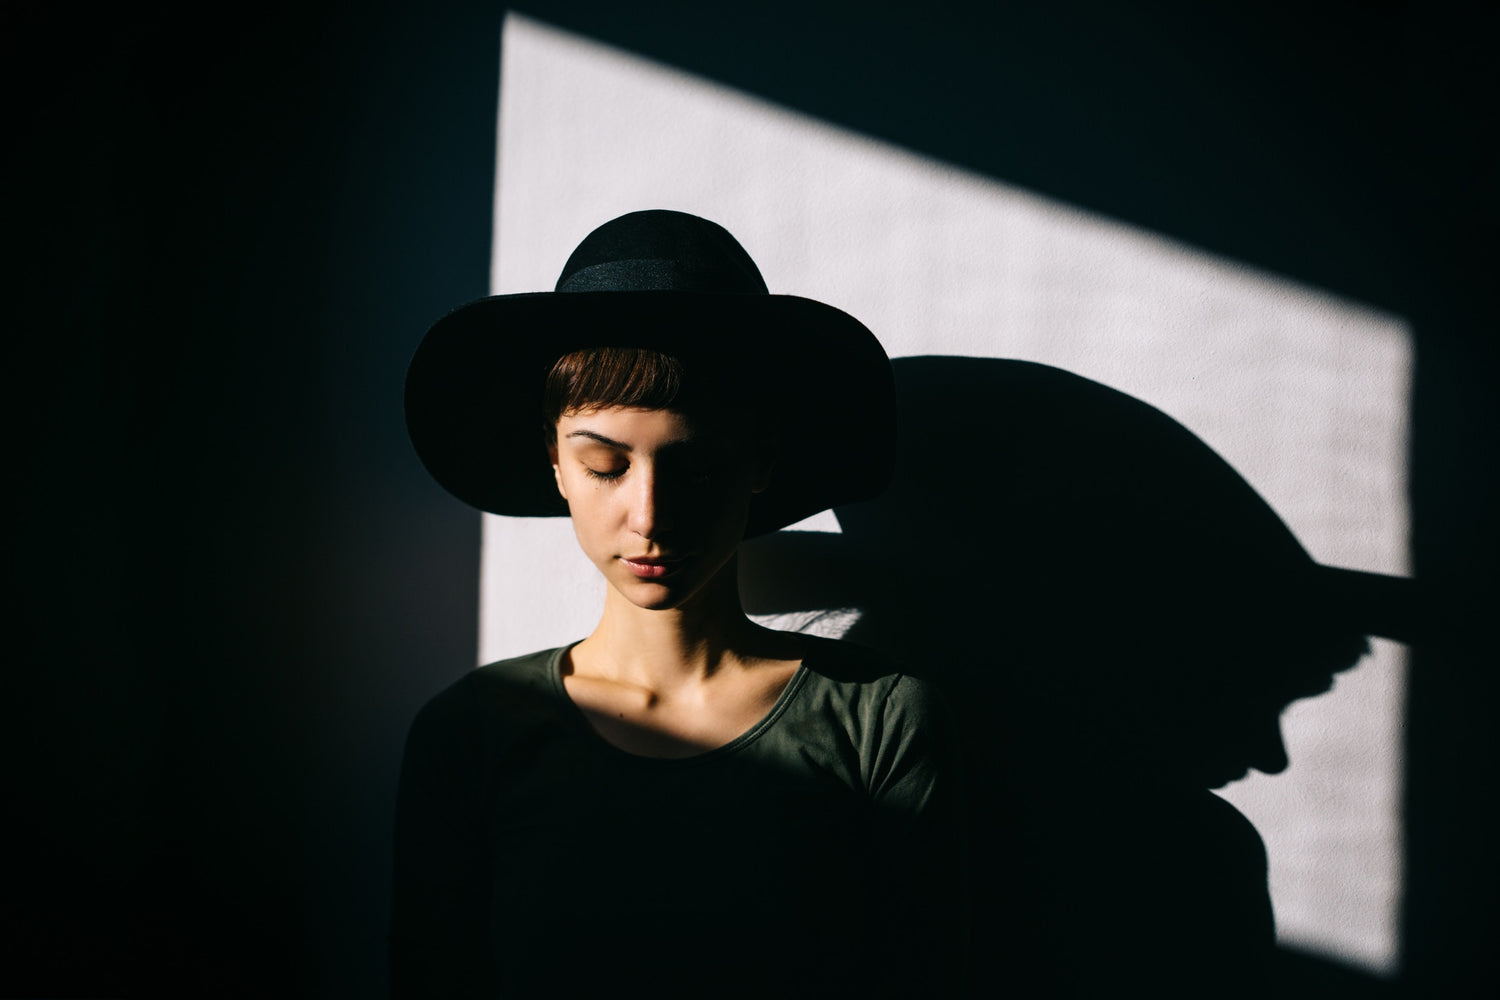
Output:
[[542, 347, 686, 446]]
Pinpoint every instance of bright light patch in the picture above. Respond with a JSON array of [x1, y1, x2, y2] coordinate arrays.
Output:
[[481, 12, 1409, 973]]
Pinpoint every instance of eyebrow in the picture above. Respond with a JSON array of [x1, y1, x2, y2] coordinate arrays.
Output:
[[563, 429, 711, 452], [565, 430, 632, 450]]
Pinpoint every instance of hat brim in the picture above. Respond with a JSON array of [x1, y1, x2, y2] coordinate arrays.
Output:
[[404, 290, 896, 536], [1307, 565, 1437, 645]]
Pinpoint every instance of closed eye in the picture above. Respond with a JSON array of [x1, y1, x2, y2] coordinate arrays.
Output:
[[583, 465, 626, 481]]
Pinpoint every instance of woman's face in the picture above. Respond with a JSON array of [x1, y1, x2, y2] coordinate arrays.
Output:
[[549, 406, 771, 611]]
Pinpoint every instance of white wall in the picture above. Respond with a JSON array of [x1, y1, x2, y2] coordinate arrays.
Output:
[[481, 13, 1409, 973]]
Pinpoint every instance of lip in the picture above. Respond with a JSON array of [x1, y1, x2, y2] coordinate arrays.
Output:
[[1208, 767, 1250, 789], [620, 555, 687, 579]]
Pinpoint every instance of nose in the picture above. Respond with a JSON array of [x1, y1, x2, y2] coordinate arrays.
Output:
[[627, 465, 674, 539], [1247, 717, 1290, 776]]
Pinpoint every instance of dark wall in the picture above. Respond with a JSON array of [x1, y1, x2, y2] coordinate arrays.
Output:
[[8, 4, 499, 996], [6, 1, 1493, 996]]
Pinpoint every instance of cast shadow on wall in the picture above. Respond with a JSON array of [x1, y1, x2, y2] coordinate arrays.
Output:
[[741, 355, 1416, 997]]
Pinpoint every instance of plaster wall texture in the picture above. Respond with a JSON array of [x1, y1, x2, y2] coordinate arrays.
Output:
[[479, 13, 1408, 973]]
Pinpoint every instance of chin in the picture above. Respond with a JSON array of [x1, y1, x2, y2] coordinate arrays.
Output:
[[628, 590, 689, 612], [613, 574, 701, 611]]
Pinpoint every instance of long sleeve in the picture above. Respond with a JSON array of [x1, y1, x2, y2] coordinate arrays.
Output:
[[867, 674, 972, 996], [390, 683, 495, 999]]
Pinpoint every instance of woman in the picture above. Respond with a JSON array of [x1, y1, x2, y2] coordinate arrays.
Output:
[[393, 211, 967, 997]]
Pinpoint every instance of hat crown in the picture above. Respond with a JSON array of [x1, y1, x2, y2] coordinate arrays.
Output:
[[556, 210, 769, 294], [408, 209, 894, 535]]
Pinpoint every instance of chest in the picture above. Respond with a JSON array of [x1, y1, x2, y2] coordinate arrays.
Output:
[[478, 723, 879, 971], [560, 663, 800, 758]]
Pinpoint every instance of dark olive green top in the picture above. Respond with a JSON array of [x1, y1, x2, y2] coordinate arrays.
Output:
[[390, 634, 967, 998]]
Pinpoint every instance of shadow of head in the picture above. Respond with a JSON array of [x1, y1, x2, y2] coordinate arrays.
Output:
[[744, 355, 1374, 789]]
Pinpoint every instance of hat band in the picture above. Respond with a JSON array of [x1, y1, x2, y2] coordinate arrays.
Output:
[[557, 257, 768, 294]]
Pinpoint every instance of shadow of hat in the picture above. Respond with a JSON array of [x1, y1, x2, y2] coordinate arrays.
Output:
[[405, 210, 896, 536], [745, 355, 1424, 646]]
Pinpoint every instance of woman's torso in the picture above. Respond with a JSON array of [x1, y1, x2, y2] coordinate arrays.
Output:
[[392, 634, 964, 997]]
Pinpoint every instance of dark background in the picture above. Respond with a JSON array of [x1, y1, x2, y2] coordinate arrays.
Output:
[[6, 1, 1494, 996]]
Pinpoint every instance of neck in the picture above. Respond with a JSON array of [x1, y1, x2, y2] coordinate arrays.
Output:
[[580, 555, 793, 689]]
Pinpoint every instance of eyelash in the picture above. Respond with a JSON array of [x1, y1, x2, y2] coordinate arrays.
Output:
[[579, 463, 722, 483]]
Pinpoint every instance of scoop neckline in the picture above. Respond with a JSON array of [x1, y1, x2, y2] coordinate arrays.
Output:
[[545, 641, 812, 764]]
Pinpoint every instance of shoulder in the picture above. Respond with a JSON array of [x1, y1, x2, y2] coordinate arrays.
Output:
[[404, 646, 567, 754], [787, 635, 959, 771], [796, 633, 950, 718], [779, 638, 965, 822]]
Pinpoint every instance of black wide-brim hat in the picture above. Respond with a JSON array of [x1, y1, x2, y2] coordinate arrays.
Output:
[[405, 210, 896, 536]]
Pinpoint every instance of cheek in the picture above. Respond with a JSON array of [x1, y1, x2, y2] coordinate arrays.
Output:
[[695, 477, 757, 526], [561, 483, 617, 536]]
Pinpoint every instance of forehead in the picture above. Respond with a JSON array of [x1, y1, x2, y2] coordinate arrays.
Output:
[[559, 405, 687, 434], [557, 404, 753, 444]]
